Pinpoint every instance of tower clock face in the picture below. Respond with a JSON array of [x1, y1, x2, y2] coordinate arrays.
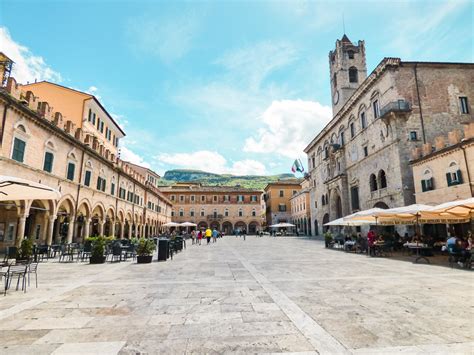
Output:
[[333, 90, 339, 104]]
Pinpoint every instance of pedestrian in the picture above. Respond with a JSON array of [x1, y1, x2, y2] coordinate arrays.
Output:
[[243, 229, 246, 241], [212, 228, 218, 243], [191, 230, 196, 245], [197, 230, 202, 245], [205, 227, 212, 244]]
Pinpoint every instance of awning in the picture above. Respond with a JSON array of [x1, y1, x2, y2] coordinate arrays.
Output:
[[0, 176, 61, 202]]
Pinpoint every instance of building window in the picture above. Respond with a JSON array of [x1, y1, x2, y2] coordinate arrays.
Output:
[[201, 195, 205, 202], [66, 162, 75, 181], [360, 112, 366, 129], [92, 113, 96, 125], [238, 195, 244, 202], [373, 100, 380, 118], [311, 154, 316, 167], [350, 122, 355, 138], [349, 67, 358, 83], [347, 50, 354, 59], [363, 146, 368, 157], [111, 182, 115, 196], [213, 195, 217, 202], [179, 195, 184, 202], [224, 209, 229, 217], [379, 170, 387, 189], [100, 121, 104, 133], [409, 131, 418, 141], [279, 190, 284, 198], [224, 195, 230, 202], [170, 195, 175, 201], [97, 176, 106, 192], [340, 131, 345, 146], [446, 162, 463, 186], [278, 204, 287, 212], [324, 146, 329, 159], [252, 209, 256, 217], [251, 195, 257, 202], [293, 190, 297, 195], [460, 97, 469, 114], [171, 210, 175, 217], [370, 173, 378, 191], [12, 137, 26, 163], [190, 195, 195, 202], [84, 170, 92, 187], [43, 152, 54, 173], [190, 210, 195, 217], [200, 209, 205, 217], [213, 210, 217, 218], [421, 170, 434, 192], [238, 209, 243, 217], [179, 209, 184, 217]]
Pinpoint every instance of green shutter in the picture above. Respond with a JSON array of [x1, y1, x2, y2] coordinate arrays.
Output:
[[43, 152, 54, 172], [67, 163, 75, 181], [457, 170, 463, 184], [421, 180, 426, 192], [12, 138, 26, 162], [84, 171, 91, 186], [446, 173, 452, 187]]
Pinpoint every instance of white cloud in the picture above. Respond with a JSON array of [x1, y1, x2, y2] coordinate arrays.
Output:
[[244, 99, 332, 158], [126, 13, 199, 63], [215, 40, 298, 90], [157, 150, 266, 175], [120, 146, 151, 169], [0, 27, 61, 84]]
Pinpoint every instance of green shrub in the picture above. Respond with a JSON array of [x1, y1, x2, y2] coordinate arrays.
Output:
[[87, 236, 114, 258], [17, 238, 33, 260], [137, 238, 155, 256]]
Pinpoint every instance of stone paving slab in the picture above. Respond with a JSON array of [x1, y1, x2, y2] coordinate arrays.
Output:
[[0, 236, 472, 354]]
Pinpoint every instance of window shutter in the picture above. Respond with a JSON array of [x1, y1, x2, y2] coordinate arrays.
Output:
[[446, 173, 452, 187], [421, 179, 427, 192], [457, 170, 463, 184]]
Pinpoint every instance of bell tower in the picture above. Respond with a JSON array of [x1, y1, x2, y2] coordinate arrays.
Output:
[[329, 35, 367, 115]]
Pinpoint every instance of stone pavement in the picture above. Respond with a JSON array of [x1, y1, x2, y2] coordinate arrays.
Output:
[[0, 236, 472, 354]]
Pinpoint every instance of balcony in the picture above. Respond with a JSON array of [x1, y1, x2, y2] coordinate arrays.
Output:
[[207, 214, 224, 221], [380, 100, 411, 118]]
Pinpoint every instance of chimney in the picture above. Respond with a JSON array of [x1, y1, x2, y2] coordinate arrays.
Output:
[[411, 147, 422, 160], [464, 122, 474, 139], [65, 120, 75, 134], [53, 112, 63, 126]]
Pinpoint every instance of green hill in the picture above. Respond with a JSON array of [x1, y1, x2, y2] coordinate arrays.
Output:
[[159, 169, 296, 190]]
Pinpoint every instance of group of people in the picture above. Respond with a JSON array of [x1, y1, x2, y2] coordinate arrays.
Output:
[[446, 231, 472, 267], [190, 228, 222, 245]]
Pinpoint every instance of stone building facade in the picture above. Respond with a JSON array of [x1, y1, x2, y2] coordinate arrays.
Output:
[[159, 183, 264, 234], [411, 122, 474, 205], [290, 179, 311, 235], [264, 179, 303, 227], [304, 35, 474, 236], [0, 74, 172, 248]]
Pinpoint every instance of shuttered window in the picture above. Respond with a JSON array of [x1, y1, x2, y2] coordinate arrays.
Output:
[[12, 138, 26, 162], [43, 152, 54, 173]]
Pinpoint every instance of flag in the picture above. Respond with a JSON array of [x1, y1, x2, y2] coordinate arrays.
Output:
[[291, 159, 304, 173]]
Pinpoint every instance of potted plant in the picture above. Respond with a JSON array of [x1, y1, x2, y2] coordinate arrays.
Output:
[[88, 236, 107, 264], [16, 238, 33, 262], [136, 238, 155, 264], [324, 231, 333, 248]]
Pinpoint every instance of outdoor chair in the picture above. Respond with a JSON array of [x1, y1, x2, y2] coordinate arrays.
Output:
[[125, 244, 137, 260], [6, 264, 29, 294], [34, 245, 49, 262], [110, 244, 123, 262], [3, 246, 17, 263], [27, 261, 39, 288], [59, 244, 74, 262], [78, 242, 92, 262], [0, 264, 9, 296]]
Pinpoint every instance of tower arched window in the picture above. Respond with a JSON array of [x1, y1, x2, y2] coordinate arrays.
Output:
[[370, 174, 378, 191], [347, 50, 354, 59], [349, 67, 358, 83], [333, 72, 337, 87], [378, 170, 387, 189]]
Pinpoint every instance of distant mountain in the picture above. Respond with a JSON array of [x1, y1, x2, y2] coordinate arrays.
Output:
[[159, 169, 296, 190]]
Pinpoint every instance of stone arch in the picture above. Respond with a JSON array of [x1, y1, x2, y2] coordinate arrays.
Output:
[[378, 169, 387, 189], [314, 219, 319, 236], [330, 189, 343, 220], [234, 221, 247, 233], [198, 221, 208, 229], [374, 202, 389, 209], [55, 195, 75, 217], [322, 213, 330, 232], [370, 173, 378, 191], [222, 221, 233, 234], [248, 221, 260, 234], [349, 66, 358, 83], [210, 221, 220, 230]]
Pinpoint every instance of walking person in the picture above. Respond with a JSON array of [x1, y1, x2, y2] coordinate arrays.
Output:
[[191, 230, 196, 245], [197, 230, 202, 245], [205, 227, 212, 245], [212, 228, 218, 243]]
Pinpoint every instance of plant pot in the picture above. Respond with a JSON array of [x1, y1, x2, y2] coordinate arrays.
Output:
[[137, 255, 153, 264], [89, 255, 106, 264]]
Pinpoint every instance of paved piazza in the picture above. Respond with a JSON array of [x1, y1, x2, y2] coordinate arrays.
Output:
[[0, 237, 472, 355]]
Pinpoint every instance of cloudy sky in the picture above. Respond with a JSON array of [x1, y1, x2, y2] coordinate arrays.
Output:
[[1, 0, 472, 176]]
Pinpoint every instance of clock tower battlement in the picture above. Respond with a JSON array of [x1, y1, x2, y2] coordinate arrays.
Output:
[[329, 35, 367, 116]]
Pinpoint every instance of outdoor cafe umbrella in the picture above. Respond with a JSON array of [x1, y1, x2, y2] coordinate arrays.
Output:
[[180, 222, 197, 227], [427, 197, 474, 217], [163, 222, 181, 227], [0, 175, 61, 202], [269, 223, 295, 228], [324, 216, 373, 226]]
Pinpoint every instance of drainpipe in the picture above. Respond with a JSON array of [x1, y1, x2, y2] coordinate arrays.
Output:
[[414, 63, 426, 144], [461, 144, 473, 197], [0, 103, 10, 146]]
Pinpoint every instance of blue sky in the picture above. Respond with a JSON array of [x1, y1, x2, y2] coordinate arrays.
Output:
[[1, 0, 472, 176]]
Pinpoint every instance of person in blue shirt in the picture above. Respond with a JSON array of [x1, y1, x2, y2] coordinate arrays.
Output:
[[212, 229, 218, 243]]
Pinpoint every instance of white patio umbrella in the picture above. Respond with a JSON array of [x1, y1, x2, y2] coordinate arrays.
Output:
[[427, 198, 474, 216], [324, 217, 373, 226], [163, 222, 180, 227], [180, 222, 197, 227], [270, 222, 295, 228], [0, 175, 61, 202]]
